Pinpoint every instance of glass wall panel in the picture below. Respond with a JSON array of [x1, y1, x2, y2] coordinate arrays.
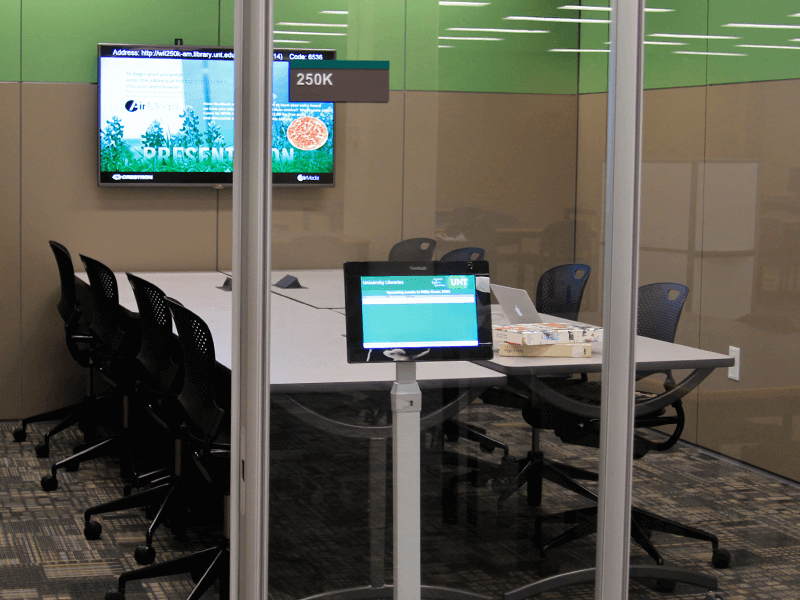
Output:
[[266, 0, 600, 598]]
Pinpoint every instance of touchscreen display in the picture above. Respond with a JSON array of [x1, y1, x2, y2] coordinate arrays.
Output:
[[361, 275, 479, 349], [344, 261, 493, 363]]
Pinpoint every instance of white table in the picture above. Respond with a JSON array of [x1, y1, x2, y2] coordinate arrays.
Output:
[[220, 268, 345, 310]]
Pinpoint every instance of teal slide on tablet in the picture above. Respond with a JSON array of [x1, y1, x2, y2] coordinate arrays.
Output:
[[360, 275, 479, 349]]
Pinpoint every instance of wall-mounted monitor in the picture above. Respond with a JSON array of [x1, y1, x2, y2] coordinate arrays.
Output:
[[272, 49, 336, 187], [98, 44, 235, 187], [344, 261, 494, 363], [97, 44, 335, 188]]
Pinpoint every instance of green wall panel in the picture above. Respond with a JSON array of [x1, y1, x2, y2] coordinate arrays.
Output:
[[21, 0, 221, 83], [274, 0, 405, 90], [579, 0, 709, 94], [642, 1, 709, 90], [220, 0, 234, 47], [0, 0, 21, 82], [707, 0, 800, 85], [408, 0, 578, 94]]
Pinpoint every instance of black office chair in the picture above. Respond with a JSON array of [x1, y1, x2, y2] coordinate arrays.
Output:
[[13, 241, 97, 457], [83, 274, 184, 563], [104, 298, 231, 600], [535, 264, 591, 321], [440, 247, 485, 262], [446, 265, 593, 461], [514, 282, 730, 580], [388, 237, 436, 261], [40, 255, 142, 491]]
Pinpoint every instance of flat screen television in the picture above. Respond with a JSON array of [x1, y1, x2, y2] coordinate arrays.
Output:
[[97, 44, 335, 187], [343, 261, 494, 363]]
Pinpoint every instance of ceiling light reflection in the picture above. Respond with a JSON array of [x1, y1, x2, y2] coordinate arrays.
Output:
[[558, 5, 673, 12], [550, 48, 610, 52], [650, 33, 740, 39], [277, 22, 347, 27], [447, 27, 548, 33], [273, 30, 347, 36], [439, 36, 503, 41], [723, 23, 800, 29], [506, 15, 610, 24], [674, 51, 746, 56], [737, 44, 800, 50]]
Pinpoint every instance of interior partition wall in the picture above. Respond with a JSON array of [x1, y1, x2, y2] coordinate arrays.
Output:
[[574, 0, 800, 482]]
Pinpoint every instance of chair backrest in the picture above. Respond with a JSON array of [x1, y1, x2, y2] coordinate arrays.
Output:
[[127, 273, 180, 391], [535, 264, 591, 321], [48, 241, 79, 325], [166, 298, 226, 445], [440, 247, 485, 262], [79, 254, 126, 349], [388, 238, 436, 262], [637, 282, 689, 343]]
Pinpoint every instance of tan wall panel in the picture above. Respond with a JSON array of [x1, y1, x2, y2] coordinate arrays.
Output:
[[218, 190, 232, 271], [0, 83, 21, 420], [403, 92, 439, 242], [697, 79, 800, 475], [20, 82, 219, 418], [424, 92, 578, 292], [575, 93, 607, 321]]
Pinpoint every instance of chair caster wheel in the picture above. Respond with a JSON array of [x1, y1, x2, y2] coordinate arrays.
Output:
[[134, 545, 156, 565], [655, 578, 676, 593], [705, 593, 726, 600], [65, 462, 80, 472], [105, 589, 125, 600], [41, 475, 58, 491], [84, 520, 102, 540], [712, 548, 731, 569], [35, 443, 50, 458], [13, 429, 26, 442]]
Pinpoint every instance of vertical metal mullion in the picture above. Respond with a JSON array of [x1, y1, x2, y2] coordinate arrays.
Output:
[[595, 0, 645, 598], [232, 0, 273, 598]]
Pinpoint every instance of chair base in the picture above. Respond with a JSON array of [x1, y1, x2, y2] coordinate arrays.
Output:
[[107, 543, 229, 600], [300, 584, 493, 600], [501, 565, 720, 600]]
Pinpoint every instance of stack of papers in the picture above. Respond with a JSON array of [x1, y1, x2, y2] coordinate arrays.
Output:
[[493, 323, 603, 346]]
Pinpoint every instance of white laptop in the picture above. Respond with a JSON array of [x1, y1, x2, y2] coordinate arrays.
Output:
[[490, 284, 542, 325]]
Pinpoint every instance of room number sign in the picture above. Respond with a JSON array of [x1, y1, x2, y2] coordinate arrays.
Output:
[[289, 60, 389, 103]]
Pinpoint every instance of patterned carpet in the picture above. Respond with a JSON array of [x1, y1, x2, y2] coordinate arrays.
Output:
[[2, 388, 800, 600]]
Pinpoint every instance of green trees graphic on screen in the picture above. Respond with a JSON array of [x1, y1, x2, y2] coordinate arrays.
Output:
[[99, 107, 233, 173]]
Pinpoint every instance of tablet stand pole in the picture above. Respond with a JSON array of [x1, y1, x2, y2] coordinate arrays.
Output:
[[391, 361, 422, 600]]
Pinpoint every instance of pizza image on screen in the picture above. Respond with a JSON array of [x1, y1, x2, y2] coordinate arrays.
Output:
[[286, 116, 329, 151]]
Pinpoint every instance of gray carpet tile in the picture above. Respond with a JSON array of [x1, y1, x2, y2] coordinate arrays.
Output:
[[3, 389, 800, 599]]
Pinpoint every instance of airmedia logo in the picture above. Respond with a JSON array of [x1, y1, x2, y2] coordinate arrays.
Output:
[[125, 100, 141, 112], [297, 174, 320, 182]]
